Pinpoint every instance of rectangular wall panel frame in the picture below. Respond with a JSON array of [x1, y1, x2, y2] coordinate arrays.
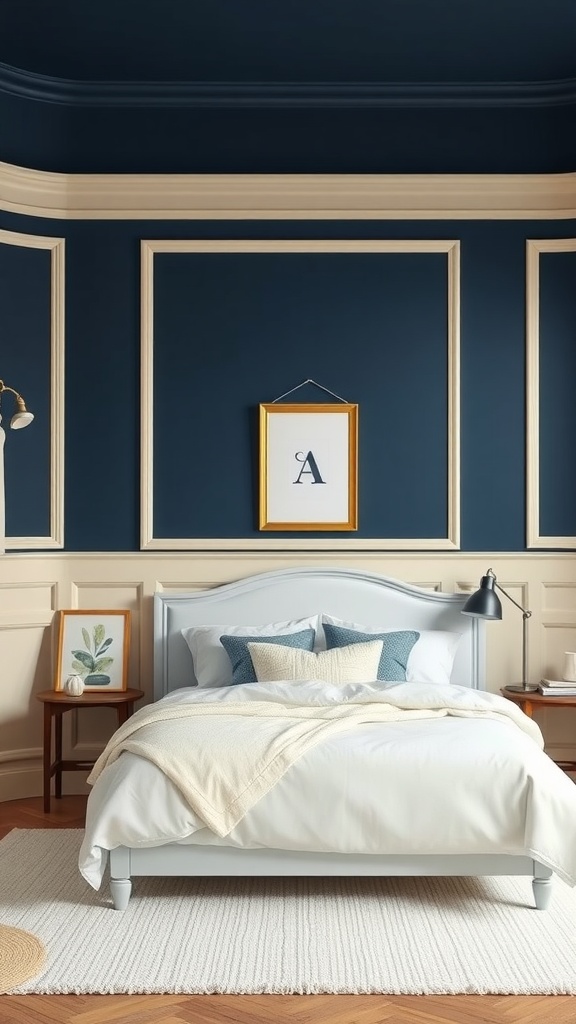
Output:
[[526, 238, 576, 549], [0, 228, 65, 550], [141, 238, 460, 551]]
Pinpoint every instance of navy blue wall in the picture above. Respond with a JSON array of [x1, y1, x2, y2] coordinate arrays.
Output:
[[2, 210, 576, 551]]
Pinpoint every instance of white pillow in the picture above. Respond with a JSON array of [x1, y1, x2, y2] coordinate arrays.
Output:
[[321, 614, 462, 686], [248, 639, 383, 685], [181, 616, 320, 688]]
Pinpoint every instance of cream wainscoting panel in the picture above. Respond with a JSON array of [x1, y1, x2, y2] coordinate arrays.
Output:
[[141, 239, 460, 552], [2, 162, 576, 220], [1, 552, 576, 800], [0, 579, 56, 800], [0, 228, 65, 551], [526, 237, 576, 549]]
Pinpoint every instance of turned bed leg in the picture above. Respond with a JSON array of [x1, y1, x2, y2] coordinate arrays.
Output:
[[109, 846, 132, 910], [110, 877, 132, 910], [532, 863, 553, 910]]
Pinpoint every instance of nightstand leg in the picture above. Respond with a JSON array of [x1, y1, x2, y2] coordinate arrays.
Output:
[[43, 704, 52, 813], [117, 703, 131, 727], [54, 712, 63, 799]]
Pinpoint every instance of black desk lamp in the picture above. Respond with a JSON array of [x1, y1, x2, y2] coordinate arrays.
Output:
[[462, 568, 537, 693]]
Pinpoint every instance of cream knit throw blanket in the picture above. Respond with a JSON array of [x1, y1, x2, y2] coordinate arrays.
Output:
[[87, 691, 541, 837]]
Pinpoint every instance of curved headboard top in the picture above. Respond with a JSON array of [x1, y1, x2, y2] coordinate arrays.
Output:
[[153, 566, 484, 700]]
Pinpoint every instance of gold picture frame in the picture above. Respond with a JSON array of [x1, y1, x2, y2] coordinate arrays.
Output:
[[259, 403, 358, 531], [54, 609, 131, 691]]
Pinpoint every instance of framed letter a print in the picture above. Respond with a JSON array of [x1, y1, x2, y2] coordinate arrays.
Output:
[[259, 403, 358, 531]]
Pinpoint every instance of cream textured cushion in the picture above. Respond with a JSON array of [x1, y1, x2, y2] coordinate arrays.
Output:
[[247, 639, 384, 685]]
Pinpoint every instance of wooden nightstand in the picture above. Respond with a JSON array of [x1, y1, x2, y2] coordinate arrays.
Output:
[[500, 688, 576, 774], [36, 688, 144, 812]]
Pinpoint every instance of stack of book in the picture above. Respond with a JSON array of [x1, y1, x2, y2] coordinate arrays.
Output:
[[538, 678, 576, 696]]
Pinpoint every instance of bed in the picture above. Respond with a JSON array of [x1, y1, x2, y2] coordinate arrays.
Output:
[[78, 566, 576, 910]]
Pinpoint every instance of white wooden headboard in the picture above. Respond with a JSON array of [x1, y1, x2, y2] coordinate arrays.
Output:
[[153, 567, 484, 700]]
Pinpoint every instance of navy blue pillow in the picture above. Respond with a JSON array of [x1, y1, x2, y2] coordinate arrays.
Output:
[[220, 628, 316, 684], [323, 624, 419, 681]]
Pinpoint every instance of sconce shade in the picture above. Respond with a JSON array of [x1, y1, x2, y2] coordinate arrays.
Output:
[[0, 382, 34, 429], [461, 574, 503, 620], [10, 404, 34, 429]]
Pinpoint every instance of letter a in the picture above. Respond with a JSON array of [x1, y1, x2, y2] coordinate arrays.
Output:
[[293, 451, 326, 484]]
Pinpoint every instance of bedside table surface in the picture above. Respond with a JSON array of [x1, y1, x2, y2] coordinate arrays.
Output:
[[501, 688, 576, 708], [36, 688, 145, 704]]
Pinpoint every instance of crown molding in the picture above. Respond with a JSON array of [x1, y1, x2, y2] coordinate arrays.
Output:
[[1, 161, 576, 220], [1, 62, 576, 109]]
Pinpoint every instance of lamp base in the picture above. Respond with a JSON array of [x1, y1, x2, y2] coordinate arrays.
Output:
[[503, 683, 539, 693]]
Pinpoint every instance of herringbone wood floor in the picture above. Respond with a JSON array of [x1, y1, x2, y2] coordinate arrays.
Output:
[[0, 796, 573, 1023]]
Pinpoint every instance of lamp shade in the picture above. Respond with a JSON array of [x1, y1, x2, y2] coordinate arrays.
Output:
[[461, 574, 502, 620], [0, 383, 34, 430], [10, 409, 34, 429]]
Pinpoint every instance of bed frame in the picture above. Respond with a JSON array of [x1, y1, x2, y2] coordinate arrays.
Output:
[[108, 567, 552, 910]]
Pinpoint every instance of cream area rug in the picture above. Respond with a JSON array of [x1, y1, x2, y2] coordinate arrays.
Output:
[[1, 829, 575, 995]]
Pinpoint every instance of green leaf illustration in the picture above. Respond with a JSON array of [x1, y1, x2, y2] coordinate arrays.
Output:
[[82, 627, 91, 651], [72, 649, 95, 671], [94, 657, 114, 673], [95, 637, 113, 657], [71, 659, 89, 677], [93, 624, 106, 650]]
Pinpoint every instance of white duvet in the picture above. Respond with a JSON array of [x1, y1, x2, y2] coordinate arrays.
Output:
[[78, 679, 576, 890]]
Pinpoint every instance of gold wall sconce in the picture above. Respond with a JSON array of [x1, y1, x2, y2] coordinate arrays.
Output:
[[0, 379, 35, 429]]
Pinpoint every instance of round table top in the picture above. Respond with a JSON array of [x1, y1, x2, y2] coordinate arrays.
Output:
[[36, 688, 145, 704], [501, 687, 576, 706]]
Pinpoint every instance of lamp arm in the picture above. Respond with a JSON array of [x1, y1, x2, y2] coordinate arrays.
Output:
[[0, 381, 20, 398], [493, 581, 532, 620]]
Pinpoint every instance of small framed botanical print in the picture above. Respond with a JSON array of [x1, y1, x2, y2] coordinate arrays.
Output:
[[259, 403, 358, 531], [54, 610, 131, 691]]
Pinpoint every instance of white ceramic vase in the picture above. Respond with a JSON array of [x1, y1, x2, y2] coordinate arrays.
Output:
[[64, 673, 85, 696]]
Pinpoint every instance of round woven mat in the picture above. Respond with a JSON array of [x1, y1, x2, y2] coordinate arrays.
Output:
[[0, 924, 46, 993]]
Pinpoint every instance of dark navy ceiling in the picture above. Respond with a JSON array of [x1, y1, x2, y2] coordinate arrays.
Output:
[[1, 0, 575, 173], [3, 0, 576, 82]]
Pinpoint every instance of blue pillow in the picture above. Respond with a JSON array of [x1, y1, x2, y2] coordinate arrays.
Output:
[[323, 624, 419, 681], [220, 628, 316, 684]]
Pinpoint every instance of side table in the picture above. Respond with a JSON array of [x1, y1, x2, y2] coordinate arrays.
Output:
[[36, 688, 145, 812], [500, 687, 576, 774]]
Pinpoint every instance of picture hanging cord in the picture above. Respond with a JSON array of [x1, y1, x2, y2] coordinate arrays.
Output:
[[271, 378, 350, 404]]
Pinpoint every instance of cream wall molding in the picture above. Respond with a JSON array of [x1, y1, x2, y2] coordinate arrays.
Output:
[[141, 238, 460, 552], [3, 161, 576, 220], [0, 228, 65, 550], [526, 237, 576, 549], [1, 549, 575, 561]]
